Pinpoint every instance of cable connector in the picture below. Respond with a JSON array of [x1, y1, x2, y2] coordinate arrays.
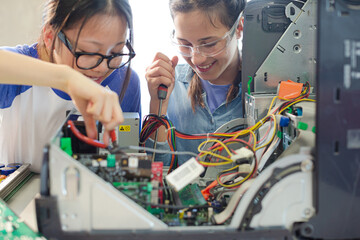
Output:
[[166, 157, 204, 191], [201, 179, 218, 201], [230, 147, 254, 165]]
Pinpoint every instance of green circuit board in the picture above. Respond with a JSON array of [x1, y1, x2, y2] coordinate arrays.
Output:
[[0, 199, 44, 240]]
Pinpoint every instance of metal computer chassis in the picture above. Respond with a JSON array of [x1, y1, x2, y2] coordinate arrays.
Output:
[[35, 119, 314, 240]]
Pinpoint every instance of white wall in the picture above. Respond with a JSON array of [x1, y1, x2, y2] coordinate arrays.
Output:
[[0, 0, 45, 46], [129, 1, 183, 117]]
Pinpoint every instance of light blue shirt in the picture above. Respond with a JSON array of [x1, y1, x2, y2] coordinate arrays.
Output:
[[146, 64, 243, 166]]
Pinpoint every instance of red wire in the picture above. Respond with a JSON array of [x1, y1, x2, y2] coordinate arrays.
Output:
[[67, 120, 107, 148], [110, 129, 117, 143]]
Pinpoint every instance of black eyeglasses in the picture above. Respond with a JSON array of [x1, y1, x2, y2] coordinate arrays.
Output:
[[57, 31, 136, 70]]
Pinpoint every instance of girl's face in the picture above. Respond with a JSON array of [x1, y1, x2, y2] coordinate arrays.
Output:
[[173, 10, 242, 85], [49, 13, 128, 84]]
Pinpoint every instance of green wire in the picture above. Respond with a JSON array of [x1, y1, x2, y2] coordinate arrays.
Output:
[[247, 76, 253, 95]]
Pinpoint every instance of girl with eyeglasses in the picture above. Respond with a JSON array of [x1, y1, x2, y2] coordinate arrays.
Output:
[[0, 0, 140, 172], [145, 0, 246, 166]]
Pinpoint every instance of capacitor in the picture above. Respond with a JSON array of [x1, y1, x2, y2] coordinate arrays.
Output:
[[211, 200, 222, 213]]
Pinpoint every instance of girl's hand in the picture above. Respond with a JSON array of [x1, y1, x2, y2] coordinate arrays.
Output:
[[66, 70, 124, 145], [0, 51, 123, 145], [145, 52, 178, 115]]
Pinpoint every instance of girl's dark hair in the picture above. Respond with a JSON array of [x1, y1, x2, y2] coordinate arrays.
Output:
[[169, 0, 246, 112], [39, 0, 134, 102]]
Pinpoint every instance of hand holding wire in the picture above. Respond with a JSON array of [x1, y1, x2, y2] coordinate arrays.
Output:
[[67, 120, 117, 149]]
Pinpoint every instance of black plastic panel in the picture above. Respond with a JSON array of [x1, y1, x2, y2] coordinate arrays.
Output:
[[308, 0, 360, 239]]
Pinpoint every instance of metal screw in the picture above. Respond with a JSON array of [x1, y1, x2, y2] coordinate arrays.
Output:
[[303, 207, 314, 218]]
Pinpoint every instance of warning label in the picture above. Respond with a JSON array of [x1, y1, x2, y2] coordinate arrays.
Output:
[[119, 125, 131, 132]]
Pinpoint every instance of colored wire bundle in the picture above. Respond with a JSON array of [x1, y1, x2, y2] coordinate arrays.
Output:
[[267, 81, 313, 116], [140, 114, 179, 171], [140, 81, 315, 189]]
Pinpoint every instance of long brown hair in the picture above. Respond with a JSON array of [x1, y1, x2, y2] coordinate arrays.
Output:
[[169, 0, 245, 111], [38, 0, 134, 102]]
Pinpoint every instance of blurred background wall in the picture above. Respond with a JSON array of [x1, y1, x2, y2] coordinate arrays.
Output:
[[0, 0, 45, 46]]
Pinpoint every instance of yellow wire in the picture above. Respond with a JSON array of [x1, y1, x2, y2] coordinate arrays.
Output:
[[279, 99, 316, 115], [267, 96, 279, 116], [196, 97, 316, 168], [232, 129, 257, 148], [266, 84, 312, 116], [198, 160, 233, 166], [217, 163, 254, 188], [197, 98, 315, 142], [197, 153, 232, 165], [213, 88, 314, 185], [211, 132, 238, 138], [203, 95, 314, 185], [244, 130, 254, 149], [198, 139, 233, 157], [231, 128, 249, 138], [219, 165, 239, 173], [197, 139, 234, 164], [249, 130, 257, 149], [254, 114, 277, 151]]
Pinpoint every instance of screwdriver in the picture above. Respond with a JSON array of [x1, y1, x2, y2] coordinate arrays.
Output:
[[152, 84, 168, 162]]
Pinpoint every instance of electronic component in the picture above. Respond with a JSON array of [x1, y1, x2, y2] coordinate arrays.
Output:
[[33, 1, 360, 239], [114, 112, 140, 153], [166, 157, 205, 191], [0, 198, 42, 239], [177, 184, 207, 206]]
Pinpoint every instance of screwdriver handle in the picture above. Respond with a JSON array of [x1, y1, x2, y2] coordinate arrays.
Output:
[[157, 84, 168, 100]]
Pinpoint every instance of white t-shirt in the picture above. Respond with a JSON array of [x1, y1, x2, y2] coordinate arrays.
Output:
[[0, 85, 74, 172]]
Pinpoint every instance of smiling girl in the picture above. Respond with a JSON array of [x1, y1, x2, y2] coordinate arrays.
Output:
[[145, 0, 246, 166]]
